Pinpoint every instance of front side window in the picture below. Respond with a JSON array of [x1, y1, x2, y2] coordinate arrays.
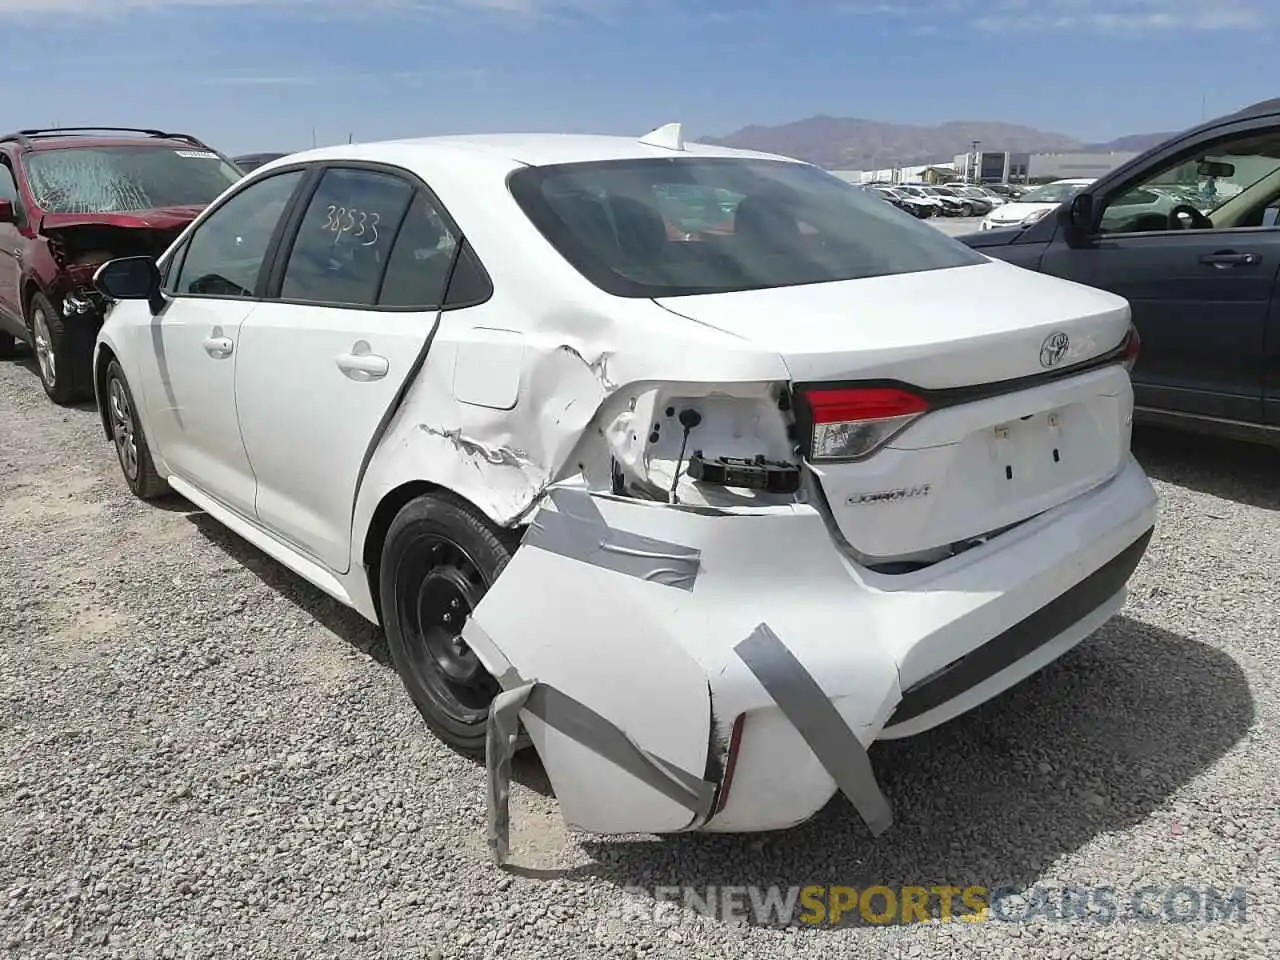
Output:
[[1097, 128, 1280, 235], [279, 168, 417, 306], [24, 145, 243, 215], [172, 170, 304, 298], [509, 157, 985, 298]]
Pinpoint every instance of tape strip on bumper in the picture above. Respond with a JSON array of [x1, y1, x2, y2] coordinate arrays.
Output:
[[522, 488, 702, 591], [486, 678, 717, 865], [734, 623, 894, 836]]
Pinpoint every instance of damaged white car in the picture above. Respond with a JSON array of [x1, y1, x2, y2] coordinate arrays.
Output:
[[90, 123, 1158, 860]]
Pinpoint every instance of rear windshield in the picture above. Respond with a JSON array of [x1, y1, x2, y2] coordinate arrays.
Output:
[[24, 145, 243, 214], [507, 157, 986, 298]]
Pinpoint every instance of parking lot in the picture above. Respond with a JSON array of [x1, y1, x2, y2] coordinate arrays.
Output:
[[2, 335, 1279, 960], [932, 216, 985, 236]]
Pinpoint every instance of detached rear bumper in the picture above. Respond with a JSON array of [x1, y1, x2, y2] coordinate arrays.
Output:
[[467, 455, 1157, 852]]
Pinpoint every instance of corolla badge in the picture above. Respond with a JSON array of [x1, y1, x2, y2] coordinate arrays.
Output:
[[1039, 331, 1070, 368]]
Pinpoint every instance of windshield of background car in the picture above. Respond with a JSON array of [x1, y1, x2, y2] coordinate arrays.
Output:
[[1019, 182, 1088, 204], [508, 157, 985, 298], [24, 145, 243, 214]]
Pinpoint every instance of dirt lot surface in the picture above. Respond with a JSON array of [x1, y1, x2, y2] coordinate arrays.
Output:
[[2, 351, 1278, 959]]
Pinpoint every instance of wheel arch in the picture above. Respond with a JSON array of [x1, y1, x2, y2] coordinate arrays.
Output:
[[20, 277, 43, 330], [359, 479, 526, 626], [94, 343, 118, 440]]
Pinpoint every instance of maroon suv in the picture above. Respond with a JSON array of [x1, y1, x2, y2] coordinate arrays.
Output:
[[0, 127, 244, 404]]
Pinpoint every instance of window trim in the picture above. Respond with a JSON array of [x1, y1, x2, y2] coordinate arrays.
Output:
[[260, 159, 494, 313], [1088, 118, 1280, 242], [163, 164, 316, 303]]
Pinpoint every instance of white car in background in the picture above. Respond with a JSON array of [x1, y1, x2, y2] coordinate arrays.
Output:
[[90, 124, 1157, 859], [980, 178, 1095, 230]]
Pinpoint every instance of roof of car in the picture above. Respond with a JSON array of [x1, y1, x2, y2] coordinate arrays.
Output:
[[259, 131, 800, 172]]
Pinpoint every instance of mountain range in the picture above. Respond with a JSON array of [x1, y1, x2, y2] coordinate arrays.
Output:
[[696, 116, 1177, 170]]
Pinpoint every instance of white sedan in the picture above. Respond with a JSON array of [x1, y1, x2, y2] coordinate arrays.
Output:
[[89, 124, 1157, 859], [979, 178, 1095, 230]]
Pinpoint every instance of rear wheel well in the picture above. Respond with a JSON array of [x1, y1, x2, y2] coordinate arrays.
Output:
[[362, 482, 526, 625], [94, 345, 118, 439], [20, 280, 41, 330]]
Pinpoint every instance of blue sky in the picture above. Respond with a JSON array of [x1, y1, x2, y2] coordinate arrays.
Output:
[[0, 0, 1273, 155]]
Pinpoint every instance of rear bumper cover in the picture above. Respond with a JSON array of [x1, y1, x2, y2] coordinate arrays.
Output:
[[468, 455, 1157, 856]]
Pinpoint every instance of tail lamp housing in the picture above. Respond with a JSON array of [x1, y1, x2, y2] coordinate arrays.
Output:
[[1122, 323, 1141, 373], [796, 386, 930, 462]]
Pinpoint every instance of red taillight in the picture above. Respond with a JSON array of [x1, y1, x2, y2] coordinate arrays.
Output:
[[1123, 324, 1141, 372], [712, 713, 746, 816], [801, 386, 930, 461]]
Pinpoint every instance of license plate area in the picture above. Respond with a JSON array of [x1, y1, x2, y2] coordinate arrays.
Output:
[[990, 409, 1069, 494]]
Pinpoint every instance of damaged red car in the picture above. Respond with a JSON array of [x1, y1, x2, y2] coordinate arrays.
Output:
[[0, 127, 243, 404]]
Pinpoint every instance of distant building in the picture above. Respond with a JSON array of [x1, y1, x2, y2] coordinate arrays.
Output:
[[954, 149, 1140, 183], [828, 161, 958, 185], [953, 151, 1030, 183], [1026, 151, 1140, 180]]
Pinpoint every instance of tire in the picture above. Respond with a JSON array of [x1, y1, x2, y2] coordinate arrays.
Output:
[[961, 203, 974, 217], [104, 359, 168, 500], [29, 292, 91, 405], [380, 493, 519, 757]]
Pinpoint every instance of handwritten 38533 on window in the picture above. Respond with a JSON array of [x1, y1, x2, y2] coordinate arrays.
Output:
[[322, 204, 381, 245]]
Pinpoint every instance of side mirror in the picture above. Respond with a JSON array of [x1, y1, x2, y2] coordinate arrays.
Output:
[[1068, 192, 1094, 227], [94, 256, 164, 314], [0, 199, 15, 224]]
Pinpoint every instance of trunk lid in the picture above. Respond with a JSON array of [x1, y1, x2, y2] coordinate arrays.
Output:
[[655, 259, 1134, 563]]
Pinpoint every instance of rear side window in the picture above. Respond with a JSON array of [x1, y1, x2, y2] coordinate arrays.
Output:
[[377, 192, 459, 308], [508, 157, 985, 298], [280, 168, 416, 306]]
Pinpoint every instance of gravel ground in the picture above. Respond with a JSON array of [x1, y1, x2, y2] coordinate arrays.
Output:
[[2, 349, 1278, 960]]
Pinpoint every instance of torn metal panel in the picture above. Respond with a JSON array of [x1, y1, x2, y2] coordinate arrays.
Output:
[[524, 487, 702, 591], [350, 289, 795, 566]]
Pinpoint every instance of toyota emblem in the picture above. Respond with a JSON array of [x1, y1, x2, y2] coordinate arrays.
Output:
[[1040, 331, 1069, 368]]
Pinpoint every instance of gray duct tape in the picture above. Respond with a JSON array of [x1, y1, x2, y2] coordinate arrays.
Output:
[[523, 488, 701, 591], [485, 679, 716, 866], [487, 681, 535, 866], [733, 623, 894, 837]]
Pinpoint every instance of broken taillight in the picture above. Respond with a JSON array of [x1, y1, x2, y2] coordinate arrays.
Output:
[[1122, 323, 1141, 373], [712, 713, 747, 816], [798, 386, 930, 462]]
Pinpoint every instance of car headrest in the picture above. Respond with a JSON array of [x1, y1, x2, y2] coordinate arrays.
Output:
[[734, 196, 801, 244], [607, 195, 668, 257]]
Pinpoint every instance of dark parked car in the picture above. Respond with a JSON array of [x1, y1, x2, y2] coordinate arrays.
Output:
[[233, 152, 288, 173], [0, 127, 244, 403], [959, 97, 1280, 446], [872, 185, 935, 218]]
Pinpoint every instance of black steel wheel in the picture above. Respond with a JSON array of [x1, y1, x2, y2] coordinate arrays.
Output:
[[380, 493, 518, 757]]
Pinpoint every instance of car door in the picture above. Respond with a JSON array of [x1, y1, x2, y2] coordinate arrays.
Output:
[[0, 154, 26, 332], [1039, 121, 1280, 426], [133, 168, 308, 517], [234, 165, 464, 572]]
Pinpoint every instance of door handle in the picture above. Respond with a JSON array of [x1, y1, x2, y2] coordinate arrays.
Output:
[[336, 346, 389, 381], [202, 336, 234, 358], [1199, 251, 1260, 268]]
